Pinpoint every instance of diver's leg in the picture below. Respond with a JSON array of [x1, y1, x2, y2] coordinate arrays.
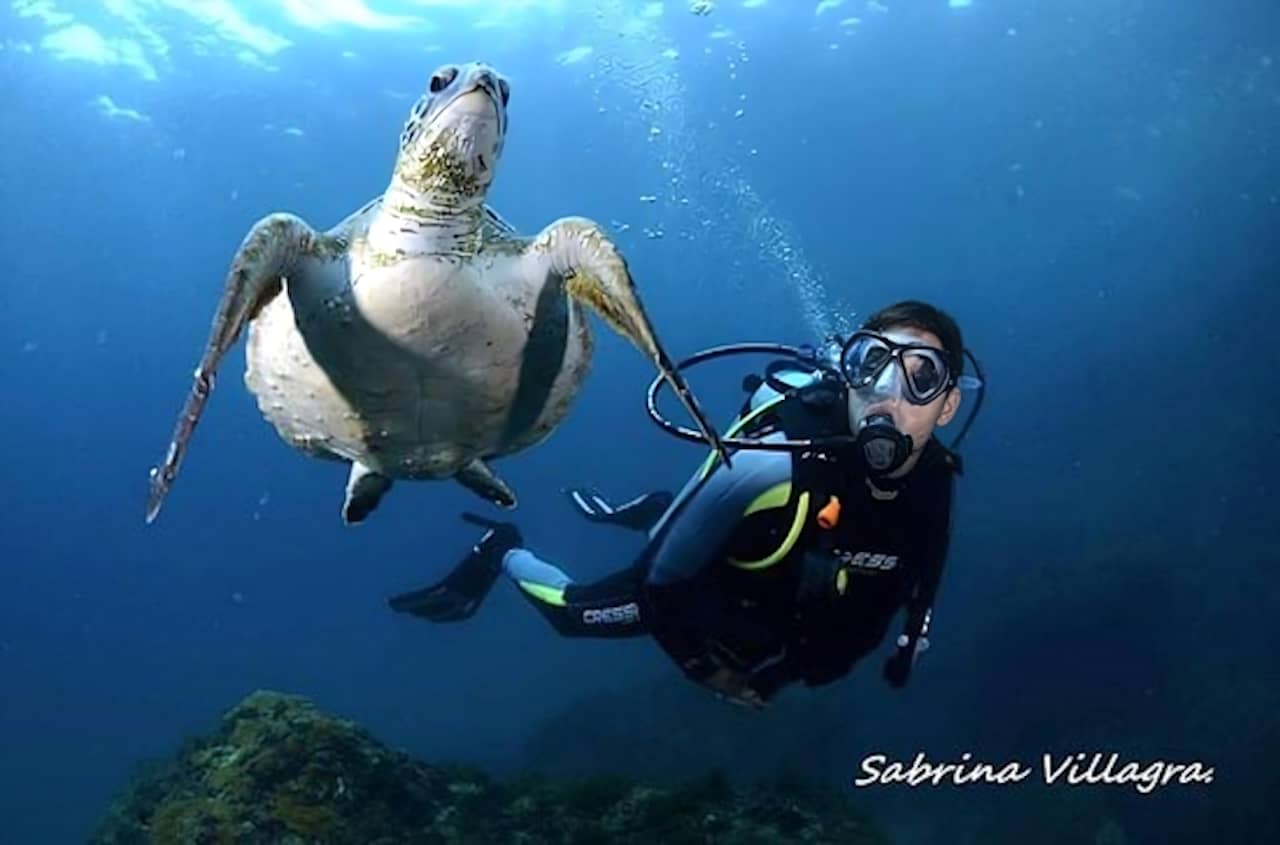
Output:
[[503, 550, 649, 638]]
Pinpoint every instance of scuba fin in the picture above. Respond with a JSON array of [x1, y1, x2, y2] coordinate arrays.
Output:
[[563, 486, 674, 533], [387, 513, 522, 622]]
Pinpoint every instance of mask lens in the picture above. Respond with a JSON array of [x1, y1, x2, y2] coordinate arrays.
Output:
[[903, 350, 946, 400], [842, 336, 890, 386]]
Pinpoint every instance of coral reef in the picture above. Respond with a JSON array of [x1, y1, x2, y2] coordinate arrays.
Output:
[[90, 690, 887, 845]]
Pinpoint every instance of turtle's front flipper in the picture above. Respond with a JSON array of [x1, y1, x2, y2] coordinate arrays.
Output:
[[343, 462, 393, 525], [456, 459, 517, 509], [530, 217, 729, 465], [145, 213, 319, 524]]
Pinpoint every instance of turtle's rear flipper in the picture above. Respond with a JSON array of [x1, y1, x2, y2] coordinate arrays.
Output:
[[456, 458, 516, 508], [146, 213, 319, 524], [388, 513, 522, 622], [530, 217, 729, 468], [343, 462, 393, 524]]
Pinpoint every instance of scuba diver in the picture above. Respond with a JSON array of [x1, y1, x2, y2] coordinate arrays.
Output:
[[388, 300, 984, 708]]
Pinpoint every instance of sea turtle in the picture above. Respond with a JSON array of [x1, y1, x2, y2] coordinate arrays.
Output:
[[145, 61, 726, 526]]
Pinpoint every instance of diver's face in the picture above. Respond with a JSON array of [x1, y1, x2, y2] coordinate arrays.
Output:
[[846, 326, 961, 473]]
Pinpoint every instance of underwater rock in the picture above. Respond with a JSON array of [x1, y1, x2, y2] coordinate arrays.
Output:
[[90, 689, 888, 845], [521, 672, 859, 786]]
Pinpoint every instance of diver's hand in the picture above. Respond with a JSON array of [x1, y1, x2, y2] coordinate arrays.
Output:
[[883, 634, 929, 689], [702, 666, 768, 710], [882, 653, 911, 688]]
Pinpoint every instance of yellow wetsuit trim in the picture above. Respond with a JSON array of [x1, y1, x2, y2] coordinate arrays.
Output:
[[688, 390, 810, 570], [743, 480, 793, 517], [695, 394, 787, 482], [517, 581, 566, 606], [727, 487, 811, 571]]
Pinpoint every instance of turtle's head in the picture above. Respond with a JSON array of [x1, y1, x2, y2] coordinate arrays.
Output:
[[394, 62, 510, 205]]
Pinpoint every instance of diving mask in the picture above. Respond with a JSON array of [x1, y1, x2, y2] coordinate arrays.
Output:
[[840, 331, 955, 406]]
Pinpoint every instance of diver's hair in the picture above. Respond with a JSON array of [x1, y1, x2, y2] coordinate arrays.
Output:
[[861, 300, 964, 376]]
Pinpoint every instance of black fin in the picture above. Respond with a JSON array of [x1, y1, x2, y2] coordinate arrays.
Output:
[[565, 487, 674, 532], [387, 514, 521, 622]]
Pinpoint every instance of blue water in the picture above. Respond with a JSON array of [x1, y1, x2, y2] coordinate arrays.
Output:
[[2, 1, 1277, 842]]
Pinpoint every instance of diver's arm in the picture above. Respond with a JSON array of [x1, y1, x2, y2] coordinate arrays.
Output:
[[884, 526, 951, 688], [750, 622, 882, 700], [643, 444, 793, 684], [747, 653, 802, 701]]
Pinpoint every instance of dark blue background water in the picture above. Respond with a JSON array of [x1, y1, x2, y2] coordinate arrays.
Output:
[[2, 1, 1277, 842]]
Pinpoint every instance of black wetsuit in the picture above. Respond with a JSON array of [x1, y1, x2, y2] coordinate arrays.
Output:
[[501, 387, 958, 697]]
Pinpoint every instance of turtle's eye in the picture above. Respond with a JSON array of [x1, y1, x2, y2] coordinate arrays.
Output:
[[429, 66, 457, 94], [497, 78, 510, 106]]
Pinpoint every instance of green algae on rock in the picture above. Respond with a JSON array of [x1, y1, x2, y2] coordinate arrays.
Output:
[[90, 690, 887, 845]]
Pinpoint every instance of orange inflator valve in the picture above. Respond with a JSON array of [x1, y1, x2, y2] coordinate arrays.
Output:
[[817, 495, 841, 529]]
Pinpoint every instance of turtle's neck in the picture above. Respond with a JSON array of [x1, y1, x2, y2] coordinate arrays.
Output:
[[366, 156, 485, 258]]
